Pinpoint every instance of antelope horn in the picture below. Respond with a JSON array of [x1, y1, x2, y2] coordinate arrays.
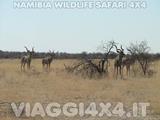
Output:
[[121, 45, 124, 51], [24, 46, 29, 52], [114, 45, 121, 52], [127, 48, 133, 54], [127, 48, 131, 52]]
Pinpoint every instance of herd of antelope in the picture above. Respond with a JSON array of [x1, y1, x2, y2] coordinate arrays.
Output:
[[21, 46, 54, 71], [114, 45, 136, 78], [20, 46, 136, 78]]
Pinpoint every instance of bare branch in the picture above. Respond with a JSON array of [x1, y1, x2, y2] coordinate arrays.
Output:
[[127, 41, 151, 75]]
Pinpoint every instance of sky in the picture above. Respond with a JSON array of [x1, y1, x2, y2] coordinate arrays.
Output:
[[0, 0, 160, 53]]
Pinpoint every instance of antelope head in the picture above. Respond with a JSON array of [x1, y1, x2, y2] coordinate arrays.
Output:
[[48, 50, 55, 58], [24, 46, 35, 55], [114, 45, 125, 56]]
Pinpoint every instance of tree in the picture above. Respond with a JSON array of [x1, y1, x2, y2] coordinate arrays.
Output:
[[98, 40, 116, 73], [127, 41, 151, 75]]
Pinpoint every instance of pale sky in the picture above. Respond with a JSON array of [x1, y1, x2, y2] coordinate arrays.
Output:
[[0, 0, 160, 53]]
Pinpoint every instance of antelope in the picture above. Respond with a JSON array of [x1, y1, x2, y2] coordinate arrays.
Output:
[[42, 50, 55, 70], [21, 46, 34, 70], [122, 55, 136, 76], [114, 45, 125, 79]]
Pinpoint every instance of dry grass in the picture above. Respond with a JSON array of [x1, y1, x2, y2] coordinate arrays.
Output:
[[0, 59, 160, 120]]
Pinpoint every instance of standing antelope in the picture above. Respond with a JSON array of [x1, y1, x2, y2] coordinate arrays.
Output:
[[114, 45, 125, 79], [21, 46, 34, 70], [42, 50, 55, 70], [122, 55, 136, 76]]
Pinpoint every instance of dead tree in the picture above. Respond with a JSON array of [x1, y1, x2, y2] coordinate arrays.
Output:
[[64, 41, 116, 78], [127, 41, 151, 76], [64, 59, 103, 78], [21, 46, 34, 70], [98, 41, 116, 74]]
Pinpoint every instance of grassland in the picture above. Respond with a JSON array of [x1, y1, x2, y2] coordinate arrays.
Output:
[[0, 59, 160, 120]]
